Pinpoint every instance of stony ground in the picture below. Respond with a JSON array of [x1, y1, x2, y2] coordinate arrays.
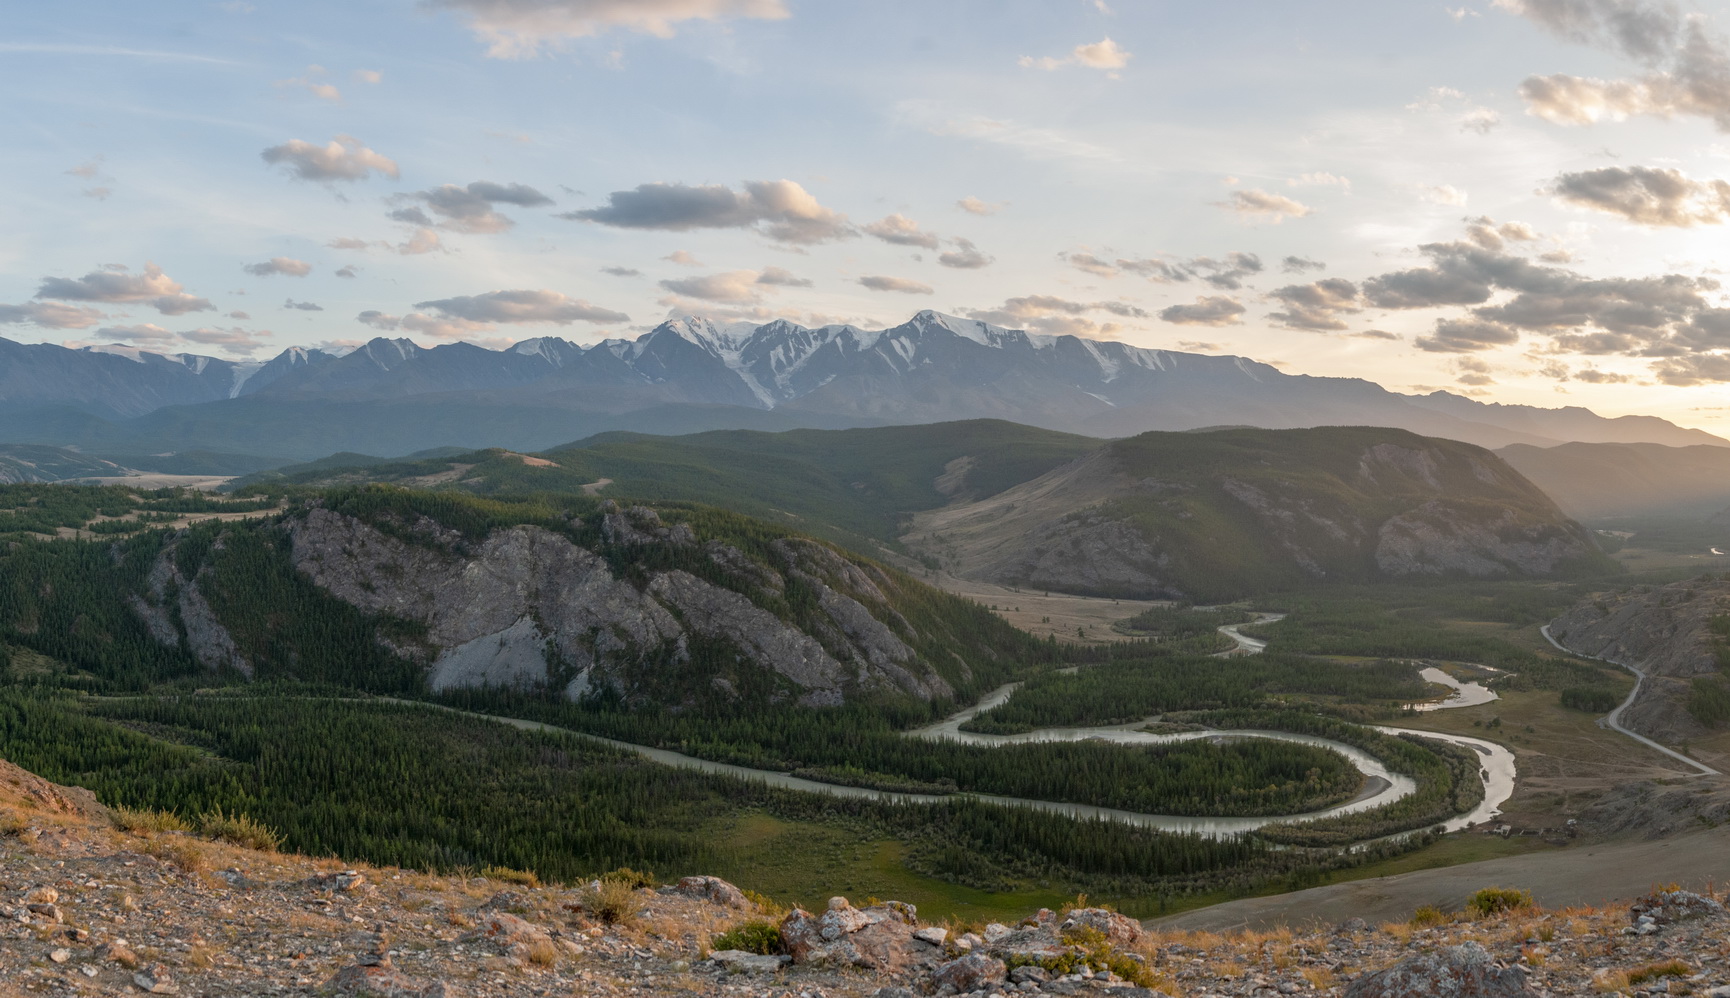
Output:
[[4, 758, 1730, 998]]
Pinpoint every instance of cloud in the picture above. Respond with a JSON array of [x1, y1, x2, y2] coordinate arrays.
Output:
[[1104, 251, 1264, 289], [1415, 316, 1521, 352], [327, 237, 371, 251], [1268, 278, 1362, 331], [1020, 37, 1131, 75], [957, 196, 1005, 215], [1281, 255, 1326, 273], [261, 135, 399, 182], [1498, 0, 1730, 131], [178, 326, 273, 355], [858, 275, 935, 295], [665, 250, 702, 266], [398, 228, 444, 255], [1464, 216, 1541, 249], [755, 265, 811, 287], [0, 301, 107, 329], [35, 262, 212, 316], [90, 323, 177, 344], [1459, 107, 1503, 133], [1062, 252, 1119, 278], [393, 180, 555, 234], [357, 310, 401, 331], [658, 268, 808, 302], [1214, 188, 1311, 222], [276, 64, 342, 102], [601, 266, 642, 277], [965, 294, 1148, 338], [228, 311, 251, 319], [564, 179, 852, 244], [284, 299, 324, 311], [243, 256, 312, 277], [939, 238, 993, 269], [82, 186, 113, 201], [1158, 295, 1246, 326], [354, 69, 383, 84], [66, 159, 101, 180], [1289, 172, 1352, 191], [413, 289, 630, 325], [426, 0, 791, 58], [1453, 356, 1497, 385], [863, 213, 940, 249], [1549, 165, 1730, 226], [1653, 353, 1730, 384], [1418, 184, 1469, 205], [334, 266, 358, 279]]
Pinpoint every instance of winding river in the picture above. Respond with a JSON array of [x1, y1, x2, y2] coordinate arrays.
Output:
[[406, 611, 1515, 840]]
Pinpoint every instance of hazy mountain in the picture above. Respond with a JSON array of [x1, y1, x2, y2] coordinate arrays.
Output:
[[905, 426, 1613, 601], [3, 312, 1722, 459], [1498, 441, 1730, 520]]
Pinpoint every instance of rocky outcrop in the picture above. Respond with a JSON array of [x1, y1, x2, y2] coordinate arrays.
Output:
[[1548, 577, 1730, 741], [1375, 502, 1595, 578], [128, 536, 250, 677], [779, 897, 929, 972], [126, 503, 953, 706], [1343, 941, 1533, 997]]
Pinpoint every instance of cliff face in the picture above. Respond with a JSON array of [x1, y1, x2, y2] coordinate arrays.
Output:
[[130, 501, 956, 707], [1548, 578, 1730, 741], [907, 426, 1610, 600]]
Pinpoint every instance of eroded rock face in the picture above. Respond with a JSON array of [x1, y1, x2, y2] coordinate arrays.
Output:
[[1343, 942, 1534, 998], [129, 537, 249, 677], [1375, 503, 1592, 578]]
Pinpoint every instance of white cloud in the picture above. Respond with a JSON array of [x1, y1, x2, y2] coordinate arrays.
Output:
[[261, 135, 399, 182], [863, 213, 940, 249], [1213, 189, 1313, 222], [35, 262, 213, 316], [938, 238, 993, 269], [427, 0, 791, 58], [1020, 36, 1131, 75], [1418, 184, 1469, 205], [276, 65, 342, 102], [956, 196, 1006, 215], [243, 257, 312, 277], [858, 275, 935, 294], [0, 301, 107, 329], [565, 179, 852, 244], [658, 268, 809, 303]]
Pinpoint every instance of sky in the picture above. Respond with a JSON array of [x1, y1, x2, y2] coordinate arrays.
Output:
[[6, 0, 1730, 430]]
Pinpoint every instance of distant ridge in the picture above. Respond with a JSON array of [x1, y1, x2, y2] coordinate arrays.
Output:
[[2, 311, 1721, 459]]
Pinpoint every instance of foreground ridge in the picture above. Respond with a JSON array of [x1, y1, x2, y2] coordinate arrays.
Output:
[[4, 759, 1730, 997]]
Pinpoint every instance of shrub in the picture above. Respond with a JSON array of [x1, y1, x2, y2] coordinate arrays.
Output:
[[111, 806, 192, 835], [197, 808, 281, 851], [1466, 887, 1534, 918], [579, 875, 645, 926], [598, 866, 656, 890], [1409, 904, 1448, 927], [1001, 926, 1160, 989], [710, 920, 785, 956], [1560, 687, 1620, 713], [481, 865, 541, 888]]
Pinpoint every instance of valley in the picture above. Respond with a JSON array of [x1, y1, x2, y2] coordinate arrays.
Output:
[[0, 414, 1726, 934]]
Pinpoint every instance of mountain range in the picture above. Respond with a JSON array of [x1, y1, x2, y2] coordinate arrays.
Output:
[[2, 310, 1722, 461]]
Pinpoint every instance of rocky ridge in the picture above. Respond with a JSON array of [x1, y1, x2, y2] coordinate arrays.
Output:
[[127, 501, 954, 707], [1547, 576, 1730, 742], [7, 758, 1730, 998]]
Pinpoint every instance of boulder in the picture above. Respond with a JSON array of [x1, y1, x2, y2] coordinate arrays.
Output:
[[931, 952, 1007, 992], [1060, 907, 1143, 946], [305, 870, 367, 892], [708, 949, 789, 974], [132, 964, 178, 995], [912, 926, 948, 946], [1632, 888, 1727, 926], [670, 875, 749, 910], [468, 911, 555, 963], [327, 960, 457, 998], [780, 896, 925, 972], [1344, 942, 1534, 998]]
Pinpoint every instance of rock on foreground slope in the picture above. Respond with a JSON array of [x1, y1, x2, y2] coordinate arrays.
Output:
[[8, 756, 1730, 996], [907, 426, 1610, 601]]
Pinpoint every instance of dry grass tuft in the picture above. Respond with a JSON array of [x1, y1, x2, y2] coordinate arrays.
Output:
[[197, 808, 280, 851], [110, 806, 191, 835], [481, 865, 541, 888]]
